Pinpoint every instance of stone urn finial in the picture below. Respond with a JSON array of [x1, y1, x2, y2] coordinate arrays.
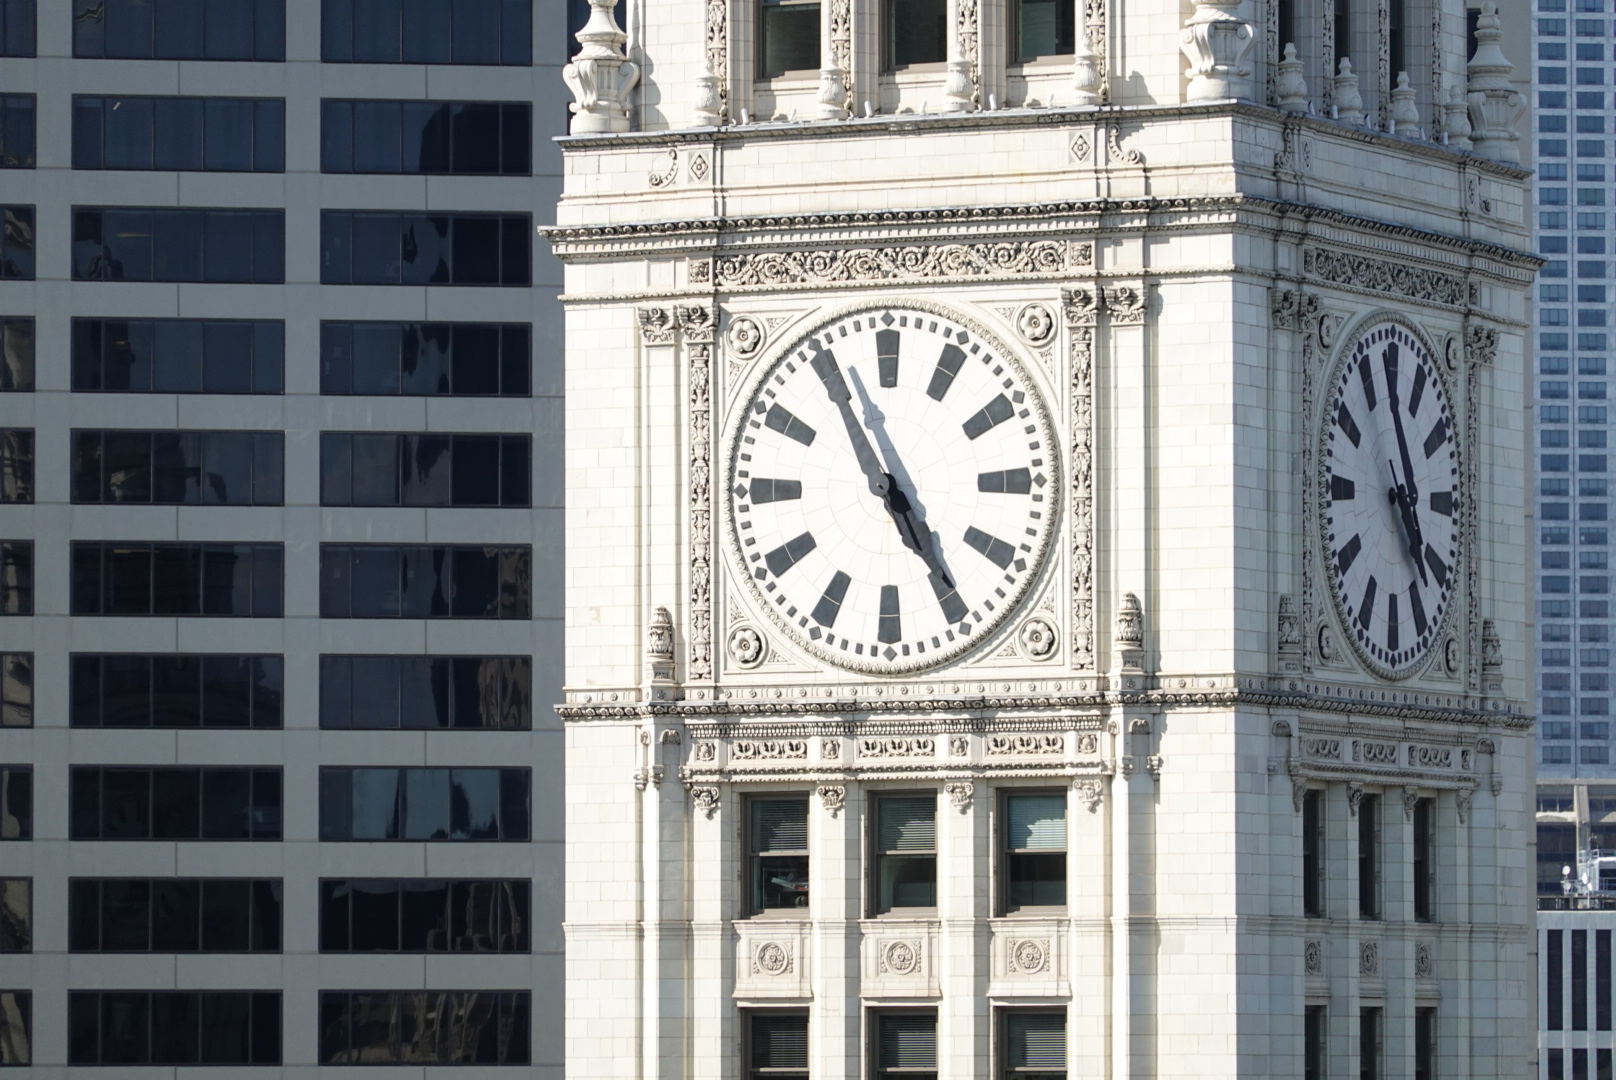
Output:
[[1390, 71, 1420, 136], [1444, 83, 1473, 150], [1332, 57, 1365, 125], [692, 56, 722, 127], [648, 606, 675, 683], [1180, 0, 1255, 102], [817, 61, 848, 119], [1466, 0, 1524, 163], [562, 0, 640, 134], [1276, 43, 1308, 115], [1072, 30, 1102, 106]]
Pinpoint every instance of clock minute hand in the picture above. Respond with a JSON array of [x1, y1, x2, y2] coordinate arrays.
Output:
[[809, 347, 889, 499], [884, 479, 954, 589], [1387, 458, 1430, 588]]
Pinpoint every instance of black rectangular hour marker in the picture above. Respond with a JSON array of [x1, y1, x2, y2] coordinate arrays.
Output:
[[1359, 356, 1378, 410], [926, 344, 967, 401], [1429, 489, 1454, 517], [1409, 582, 1428, 637], [929, 570, 968, 624], [749, 478, 803, 504], [1330, 475, 1356, 502], [1422, 418, 1448, 458], [811, 570, 852, 627], [1358, 576, 1377, 630], [877, 328, 901, 388], [1386, 592, 1399, 652], [1337, 534, 1362, 576], [963, 526, 1016, 569], [878, 584, 902, 643], [1408, 363, 1427, 417], [1424, 544, 1449, 588], [962, 394, 1015, 440], [978, 468, 1033, 494], [764, 532, 817, 577], [1337, 403, 1362, 447], [764, 404, 817, 446]]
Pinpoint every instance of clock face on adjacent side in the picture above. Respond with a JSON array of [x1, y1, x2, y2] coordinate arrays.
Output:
[[1322, 320, 1460, 679], [726, 304, 1059, 675]]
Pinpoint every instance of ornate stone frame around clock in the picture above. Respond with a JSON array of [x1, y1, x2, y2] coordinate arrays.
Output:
[[1311, 309, 1461, 683], [721, 297, 1064, 677]]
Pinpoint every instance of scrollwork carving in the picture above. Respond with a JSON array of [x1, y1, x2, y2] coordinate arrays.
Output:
[[1304, 939, 1324, 975], [690, 785, 721, 818], [1302, 248, 1467, 307], [945, 782, 974, 813], [731, 739, 807, 760], [987, 734, 1064, 756], [1008, 938, 1050, 974], [1074, 778, 1104, 812], [859, 737, 935, 758], [817, 784, 846, 816], [717, 242, 1081, 287]]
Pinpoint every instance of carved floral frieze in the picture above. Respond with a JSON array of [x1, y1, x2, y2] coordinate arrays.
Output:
[[716, 241, 1088, 288]]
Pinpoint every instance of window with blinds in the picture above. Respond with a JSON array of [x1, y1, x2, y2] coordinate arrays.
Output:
[[876, 1011, 937, 1079], [749, 798, 810, 915], [1003, 793, 1066, 912], [875, 795, 937, 913], [1002, 1011, 1066, 1079], [748, 1012, 808, 1080]]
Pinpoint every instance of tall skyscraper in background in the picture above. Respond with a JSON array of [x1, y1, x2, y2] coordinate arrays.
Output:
[[0, 0, 567, 1070]]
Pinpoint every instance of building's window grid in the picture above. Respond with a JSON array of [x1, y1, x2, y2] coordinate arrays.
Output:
[[1539, 0, 1616, 773], [0, 1, 553, 1069]]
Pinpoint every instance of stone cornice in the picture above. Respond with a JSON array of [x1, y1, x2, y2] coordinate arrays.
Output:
[[552, 99, 1534, 182], [543, 195, 1540, 281], [555, 684, 1533, 728]]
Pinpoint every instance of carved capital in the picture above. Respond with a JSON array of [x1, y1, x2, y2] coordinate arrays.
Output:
[[945, 781, 975, 813], [817, 784, 846, 817], [637, 307, 677, 345], [1074, 778, 1104, 812], [689, 784, 721, 818]]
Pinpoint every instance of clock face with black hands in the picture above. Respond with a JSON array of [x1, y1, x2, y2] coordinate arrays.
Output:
[[727, 305, 1059, 675], [1322, 320, 1459, 679]]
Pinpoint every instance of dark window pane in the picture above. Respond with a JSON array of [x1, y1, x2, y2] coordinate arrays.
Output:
[[102, 654, 151, 726], [322, 100, 352, 171], [0, 96, 36, 169], [353, 0, 401, 61], [499, 769, 529, 840], [500, 103, 530, 173], [68, 992, 98, 1064], [71, 655, 103, 727], [409, 102, 452, 171], [350, 655, 401, 728], [203, 210, 253, 282], [251, 769, 281, 838], [451, 547, 499, 616], [252, 657, 283, 727], [198, 992, 248, 1063], [155, 0, 204, 57], [452, 324, 499, 393], [152, 654, 201, 726], [153, 97, 203, 169], [151, 768, 200, 838], [106, 0, 155, 57], [400, 656, 442, 728], [352, 213, 401, 283], [251, 880, 282, 950], [353, 100, 401, 172], [200, 770, 248, 839], [322, 0, 353, 58], [200, 879, 250, 949], [150, 880, 200, 950], [450, 434, 500, 505], [202, 655, 252, 727], [501, 214, 530, 283], [253, 210, 284, 281], [450, 102, 499, 172], [73, 97, 104, 167], [403, 0, 451, 60], [350, 880, 400, 949], [153, 209, 203, 281], [153, 544, 201, 613], [453, 215, 499, 283], [202, 0, 251, 59], [153, 320, 203, 391], [70, 768, 100, 839], [254, 0, 284, 59], [0, 318, 35, 391], [1, 206, 33, 280], [501, 0, 528, 62], [101, 993, 150, 1063], [400, 880, 449, 949], [101, 770, 152, 839], [69, 880, 101, 950], [202, 97, 253, 170], [101, 879, 151, 950], [450, 0, 499, 62], [200, 322, 251, 392]]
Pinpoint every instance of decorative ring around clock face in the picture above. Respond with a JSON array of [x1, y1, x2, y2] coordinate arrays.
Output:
[[1321, 318, 1459, 680], [725, 302, 1060, 675]]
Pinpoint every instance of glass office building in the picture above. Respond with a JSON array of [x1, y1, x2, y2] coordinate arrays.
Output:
[[0, 0, 566, 1069]]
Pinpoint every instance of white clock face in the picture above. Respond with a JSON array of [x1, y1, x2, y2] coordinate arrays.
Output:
[[727, 305, 1058, 674], [1322, 320, 1459, 678]]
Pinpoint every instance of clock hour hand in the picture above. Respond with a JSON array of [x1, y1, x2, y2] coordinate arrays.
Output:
[[1387, 458, 1430, 588], [884, 479, 954, 588], [809, 346, 890, 499]]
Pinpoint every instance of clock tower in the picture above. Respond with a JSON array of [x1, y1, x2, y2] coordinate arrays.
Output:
[[549, 0, 1539, 1076]]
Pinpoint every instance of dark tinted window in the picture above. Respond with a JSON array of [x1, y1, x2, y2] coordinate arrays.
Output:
[[320, 432, 529, 507], [72, 430, 284, 505], [72, 319, 283, 394], [73, 96, 284, 172], [322, 100, 528, 174], [71, 654, 282, 729], [320, 211, 530, 285], [321, 322, 529, 396], [72, 208, 284, 283], [0, 991, 27, 1065], [70, 542, 283, 617], [0, 543, 30, 615], [0, 0, 33, 56], [0, 655, 29, 728], [0, 767, 30, 839], [73, 0, 284, 60], [319, 879, 529, 952], [886, 0, 948, 68], [68, 991, 280, 1065], [322, 0, 531, 64], [0, 880, 28, 953], [1, 208, 33, 280], [69, 878, 281, 952], [0, 431, 30, 504], [0, 97, 33, 168], [70, 767, 282, 840], [0, 319, 31, 390], [318, 767, 530, 841], [319, 991, 529, 1064], [319, 544, 531, 619], [321, 655, 531, 729]]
